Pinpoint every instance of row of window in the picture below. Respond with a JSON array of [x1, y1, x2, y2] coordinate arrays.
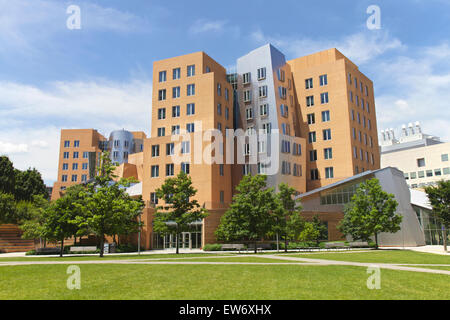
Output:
[[63, 151, 90, 159], [307, 110, 331, 124], [309, 148, 333, 161], [349, 91, 371, 114], [64, 140, 80, 148], [151, 142, 191, 158], [157, 103, 196, 121], [112, 140, 131, 148], [305, 74, 328, 89], [348, 73, 370, 97], [405, 167, 450, 180], [351, 110, 372, 129], [353, 147, 375, 164], [62, 163, 88, 171], [151, 162, 225, 178], [310, 167, 334, 180], [417, 154, 448, 168], [306, 92, 329, 107], [352, 128, 374, 147], [158, 65, 196, 82], [308, 129, 332, 143], [61, 174, 87, 182]]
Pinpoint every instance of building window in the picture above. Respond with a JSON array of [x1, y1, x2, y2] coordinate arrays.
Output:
[[72, 163, 78, 170], [150, 193, 158, 205], [158, 108, 166, 120], [181, 162, 190, 174], [172, 105, 180, 118], [281, 140, 291, 153], [257, 162, 266, 174], [305, 78, 313, 89], [157, 127, 165, 137], [320, 92, 329, 104], [173, 86, 181, 98], [172, 125, 180, 135], [181, 141, 190, 154], [322, 110, 330, 122], [257, 67, 266, 80], [306, 95, 314, 107], [166, 164, 175, 176], [187, 103, 195, 115], [63, 152, 69, 159], [320, 74, 328, 86], [259, 85, 268, 98], [310, 169, 319, 181], [442, 154, 449, 162], [324, 148, 333, 160], [158, 89, 166, 101], [246, 107, 253, 120], [220, 191, 225, 203], [325, 167, 334, 179], [225, 88, 229, 101], [323, 129, 332, 141], [64, 140, 70, 148], [225, 107, 229, 120], [83, 151, 89, 159], [443, 167, 450, 175], [293, 143, 302, 156], [62, 175, 67, 182], [173, 68, 181, 80], [293, 164, 302, 177], [219, 164, 224, 176], [278, 86, 287, 99], [81, 175, 87, 182], [82, 163, 88, 170], [308, 132, 316, 143], [258, 141, 266, 153], [151, 165, 159, 178], [166, 143, 174, 156], [244, 90, 252, 102], [243, 164, 251, 175], [73, 152, 79, 159], [262, 123, 271, 134], [187, 84, 195, 96], [435, 169, 442, 176], [310, 150, 317, 162], [243, 72, 251, 84], [277, 69, 285, 82], [282, 161, 291, 175], [159, 71, 167, 82], [74, 140, 80, 148], [307, 113, 315, 125], [71, 175, 77, 182], [280, 104, 289, 118], [62, 163, 68, 170], [217, 83, 221, 96], [260, 104, 268, 116], [417, 158, 426, 167], [186, 123, 195, 133], [187, 65, 195, 77]]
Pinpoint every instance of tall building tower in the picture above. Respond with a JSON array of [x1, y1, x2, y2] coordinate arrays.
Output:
[[141, 51, 234, 249], [288, 48, 380, 191], [235, 44, 307, 194], [51, 129, 106, 200]]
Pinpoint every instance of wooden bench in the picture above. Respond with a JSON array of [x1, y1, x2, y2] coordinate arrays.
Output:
[[324, 242, 350, 250], [221, 244, 245, 252], [247, 243, 272, 252], [36, 247, 61, 255], [70, 246, 97, 253], [349, 241, 369, 248]]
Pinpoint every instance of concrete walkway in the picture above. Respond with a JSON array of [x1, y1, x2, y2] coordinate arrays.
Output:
[[0, 253, 449, 276]]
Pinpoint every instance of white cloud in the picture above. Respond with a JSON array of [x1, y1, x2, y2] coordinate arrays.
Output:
[[0, 79, 152, 184], [0, 141, 28, 154], [250, 29, 404, 65], [189, 19, 240, 38]]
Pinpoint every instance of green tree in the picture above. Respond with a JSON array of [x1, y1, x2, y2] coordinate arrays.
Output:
[[20, 195, 50, 244], [338, 178, 402, 249], [0, 192, 17, 224], [299, 222, 320, 243], [425, 180, 450, 252], [0, 156, 15, 194], [311, 215, 328, 245], [80, 153, 144, 257], [14, 168, 48, 201], [273, 183, 303, 252], [153, 171, 208, 254], [215, 174, 278, 253]]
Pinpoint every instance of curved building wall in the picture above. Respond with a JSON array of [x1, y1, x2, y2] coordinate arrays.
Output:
[[109, 130, 135, 165]]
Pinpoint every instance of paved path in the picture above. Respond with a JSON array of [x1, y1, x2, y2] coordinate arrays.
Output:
[[0, 254, 449, 276]]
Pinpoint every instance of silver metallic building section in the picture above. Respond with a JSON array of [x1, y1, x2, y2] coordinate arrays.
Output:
[[108, 129, 135, 165]]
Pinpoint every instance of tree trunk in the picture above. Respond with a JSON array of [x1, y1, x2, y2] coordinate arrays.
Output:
[[284, 236, 288, 253], [443, 228, 448, 253], [175, 233, 179, 254], [374, 233, 379, 250], [60, 238, 64, 257], [100, 236, 104, 257], [254, 240, 257, 254]]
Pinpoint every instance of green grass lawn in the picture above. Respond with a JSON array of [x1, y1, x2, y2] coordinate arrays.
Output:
[[284, 250, 450, 265], [155, 256, 298, 263], [0, 263, 449, 300]]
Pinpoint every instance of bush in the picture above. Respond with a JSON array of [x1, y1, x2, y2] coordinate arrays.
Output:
[[116, 244, 138, 253], [203, 244, 222, 251], [25, 250, 36, 255]]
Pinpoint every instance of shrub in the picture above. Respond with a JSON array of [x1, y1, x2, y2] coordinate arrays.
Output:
[[116, 244, 138, 253], [25, 250, 36, 255], [203, 244, 222, 251]]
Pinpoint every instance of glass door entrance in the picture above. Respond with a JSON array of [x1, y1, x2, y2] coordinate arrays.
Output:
[[152, 223, 202, 250]]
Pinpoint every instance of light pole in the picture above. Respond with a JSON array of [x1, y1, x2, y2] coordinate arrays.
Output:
[[138, 213, 142, 255]]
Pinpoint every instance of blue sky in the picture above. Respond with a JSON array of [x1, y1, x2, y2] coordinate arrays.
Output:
[[1, 0, 449, 185]]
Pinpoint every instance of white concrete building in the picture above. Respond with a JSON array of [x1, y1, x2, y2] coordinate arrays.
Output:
[[380, 122, 450, 189]]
